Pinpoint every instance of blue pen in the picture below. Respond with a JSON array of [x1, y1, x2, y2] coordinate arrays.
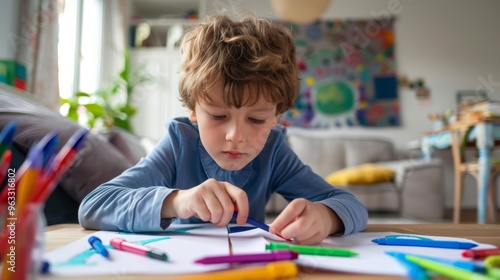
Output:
[[385, 252, 430, 280], [372, 235, 477, 249], [88, 236, 110, 259]]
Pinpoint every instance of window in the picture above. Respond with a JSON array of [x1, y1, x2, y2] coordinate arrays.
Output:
[[58, 0, 102, 99]]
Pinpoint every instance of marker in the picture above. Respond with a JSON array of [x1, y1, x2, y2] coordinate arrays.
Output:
[[266, 242, 358, 257], [485, 265, 500, 279], [0, 150, 12, 183], [405, 255, 492, 280], [16, 143, 43, 210], [385, 252, 430, 280], [194, 250, 298, 264], [0, 121, 16, 159], [110, 238, 168, 261], [485, 255, 500, 268], [386, 251, 485, 273], [40, 260, 50, 274], [180, 261, 297, 280], [372, 235, 477, 249], [462, 248, 500, 259], [233, 205, 292, 242], [88, 236, 109, 259], [37, 130, 59, 168]]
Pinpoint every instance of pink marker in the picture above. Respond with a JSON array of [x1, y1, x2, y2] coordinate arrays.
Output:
[[110, 238, 168, 261]]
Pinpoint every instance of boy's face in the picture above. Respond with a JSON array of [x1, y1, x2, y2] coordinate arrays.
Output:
[[189, 82, 280, 171]]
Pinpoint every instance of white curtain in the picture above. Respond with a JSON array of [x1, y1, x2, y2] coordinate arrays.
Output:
[[17, 0, 63, 110], [100, 0, 127, 85]]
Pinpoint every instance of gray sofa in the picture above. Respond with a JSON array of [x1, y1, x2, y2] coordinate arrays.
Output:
[[266, 128, 444, 220]]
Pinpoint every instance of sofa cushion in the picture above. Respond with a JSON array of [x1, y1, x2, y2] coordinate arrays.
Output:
[[286, 128, 396, 177], [325, 164, 396, 186], [0, 92, 133, 202], [102, 128, 147, 164]]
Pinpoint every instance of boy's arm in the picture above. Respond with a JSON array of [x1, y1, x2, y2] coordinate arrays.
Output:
[[78, 124, 180, 232], [271, 131, 368, 235]]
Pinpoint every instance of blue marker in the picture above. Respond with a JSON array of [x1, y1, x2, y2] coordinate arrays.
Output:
[[40, 260, 50, 274], [372, 235, 477, 249], [88, 236, 110, 258], [385, 252, 430, 280]]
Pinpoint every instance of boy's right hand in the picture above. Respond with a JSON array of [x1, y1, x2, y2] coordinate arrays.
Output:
[[161, 178, 249, 227]]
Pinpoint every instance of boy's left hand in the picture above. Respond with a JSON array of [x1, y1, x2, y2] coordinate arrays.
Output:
[[269, 198, 344, 245]]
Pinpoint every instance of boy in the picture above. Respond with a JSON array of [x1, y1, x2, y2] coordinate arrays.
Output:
[[79, 14, 368, 245]]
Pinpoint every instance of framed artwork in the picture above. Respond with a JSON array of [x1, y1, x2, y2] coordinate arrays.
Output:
[[280, 18, 400, 128]]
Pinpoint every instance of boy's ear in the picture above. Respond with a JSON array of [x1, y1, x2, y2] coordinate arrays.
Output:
[[272, 114, 281, 126], [188, 110, 197, 124]]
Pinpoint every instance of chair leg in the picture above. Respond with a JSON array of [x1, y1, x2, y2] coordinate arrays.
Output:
[[487, 177, 498, 223], [453, 171, 464, 224]]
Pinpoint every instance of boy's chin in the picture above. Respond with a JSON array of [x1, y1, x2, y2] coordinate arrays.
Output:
[[215, 159, 250, 171]]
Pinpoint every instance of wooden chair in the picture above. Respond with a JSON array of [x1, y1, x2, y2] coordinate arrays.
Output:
[[450, 124, 500, 224]]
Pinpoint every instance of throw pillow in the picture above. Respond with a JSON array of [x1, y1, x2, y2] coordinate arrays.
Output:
[[325, 164, 395, 186]]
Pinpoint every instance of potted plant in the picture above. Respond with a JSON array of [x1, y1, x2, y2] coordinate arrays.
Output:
[[60, 50, 151, 134]]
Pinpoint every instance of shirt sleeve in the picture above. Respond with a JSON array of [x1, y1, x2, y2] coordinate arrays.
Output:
[[78, 121, 182, 232], [270, 129, 368, 236]]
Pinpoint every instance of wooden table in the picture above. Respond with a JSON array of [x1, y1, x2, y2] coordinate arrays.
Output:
[[421, 116, 500, 223], [41, 223, 500, 280]]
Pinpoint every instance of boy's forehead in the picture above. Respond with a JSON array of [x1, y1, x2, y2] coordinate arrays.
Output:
[[201, 86, 276, 109]]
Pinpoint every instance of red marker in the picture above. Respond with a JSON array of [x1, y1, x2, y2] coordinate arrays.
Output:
[[110, 238, 168, 261], [462, 248, 500, 259]]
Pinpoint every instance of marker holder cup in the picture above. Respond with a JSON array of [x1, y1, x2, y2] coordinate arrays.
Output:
[[0, 203, 46, 280]]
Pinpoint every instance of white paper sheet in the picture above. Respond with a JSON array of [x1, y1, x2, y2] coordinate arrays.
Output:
[[295, 231, 496, 276], [44, 224, 231, 276], [44, 225, 497, 277]]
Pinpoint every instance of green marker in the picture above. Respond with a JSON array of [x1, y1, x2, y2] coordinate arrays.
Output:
[[405, 255, 492, 280], [265, 242, 358, 257], [486, 266, 500, 280]]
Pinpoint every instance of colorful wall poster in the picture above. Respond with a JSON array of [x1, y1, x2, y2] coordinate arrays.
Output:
[[280, 18, 400, 128]]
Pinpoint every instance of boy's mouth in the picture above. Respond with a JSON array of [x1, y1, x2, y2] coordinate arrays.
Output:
[[223, 151, 243, 159]]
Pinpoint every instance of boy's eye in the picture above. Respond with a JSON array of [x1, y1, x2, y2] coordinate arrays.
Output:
[[210, 114, 226, 120], [248, 118, 265, 124]]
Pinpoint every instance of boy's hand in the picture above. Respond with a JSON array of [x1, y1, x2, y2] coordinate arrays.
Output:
[[162, 178, 249, 227], [269, 198, 344, 245]]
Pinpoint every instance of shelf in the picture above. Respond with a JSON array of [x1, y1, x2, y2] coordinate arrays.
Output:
[[128, 0, 205, 48], [129, 0, 201, 20]]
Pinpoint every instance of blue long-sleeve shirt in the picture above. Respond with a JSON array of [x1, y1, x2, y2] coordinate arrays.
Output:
[[78, 117, 368, 234]]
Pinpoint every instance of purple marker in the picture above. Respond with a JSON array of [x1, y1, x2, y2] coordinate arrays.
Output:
[[194, 250, 299, 265]]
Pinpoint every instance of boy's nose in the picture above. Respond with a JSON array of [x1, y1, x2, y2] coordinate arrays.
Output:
[[226, 122, 246, 143]]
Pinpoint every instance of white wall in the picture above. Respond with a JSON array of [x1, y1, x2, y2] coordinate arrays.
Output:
[[132, 0, 500, 209], [0, 0, 19, 59]]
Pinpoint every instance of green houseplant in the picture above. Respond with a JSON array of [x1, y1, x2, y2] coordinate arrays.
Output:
[[60, 50, 150, 134]]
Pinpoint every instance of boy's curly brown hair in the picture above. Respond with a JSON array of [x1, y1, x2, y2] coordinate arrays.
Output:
[[179, 14, 300, 115]]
